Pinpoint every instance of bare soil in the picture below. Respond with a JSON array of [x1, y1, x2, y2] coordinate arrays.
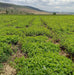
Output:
[[46, 37, 52, 42], [1, 63, 16, 75], [59, 50, 70, 58]]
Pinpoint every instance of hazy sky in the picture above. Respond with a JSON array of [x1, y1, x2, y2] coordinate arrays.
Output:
[[0, 0, 74, 12]]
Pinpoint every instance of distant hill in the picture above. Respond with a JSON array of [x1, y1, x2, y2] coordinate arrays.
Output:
[[0, 2, 50, 14]]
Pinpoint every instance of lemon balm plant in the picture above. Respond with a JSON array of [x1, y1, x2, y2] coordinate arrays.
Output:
[[0, 15, 74, 74]]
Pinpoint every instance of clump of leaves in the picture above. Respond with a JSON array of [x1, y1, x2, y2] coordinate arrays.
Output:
[[15, 51, 72, 75]]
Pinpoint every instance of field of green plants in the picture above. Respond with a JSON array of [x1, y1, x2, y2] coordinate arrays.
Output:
[[0, 15, 74, 75]]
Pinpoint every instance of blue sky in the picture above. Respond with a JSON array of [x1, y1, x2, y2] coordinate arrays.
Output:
[[0, 0, 74, 12]]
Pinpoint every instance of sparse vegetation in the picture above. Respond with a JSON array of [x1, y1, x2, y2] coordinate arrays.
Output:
[[0, 2, 49, 15]]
